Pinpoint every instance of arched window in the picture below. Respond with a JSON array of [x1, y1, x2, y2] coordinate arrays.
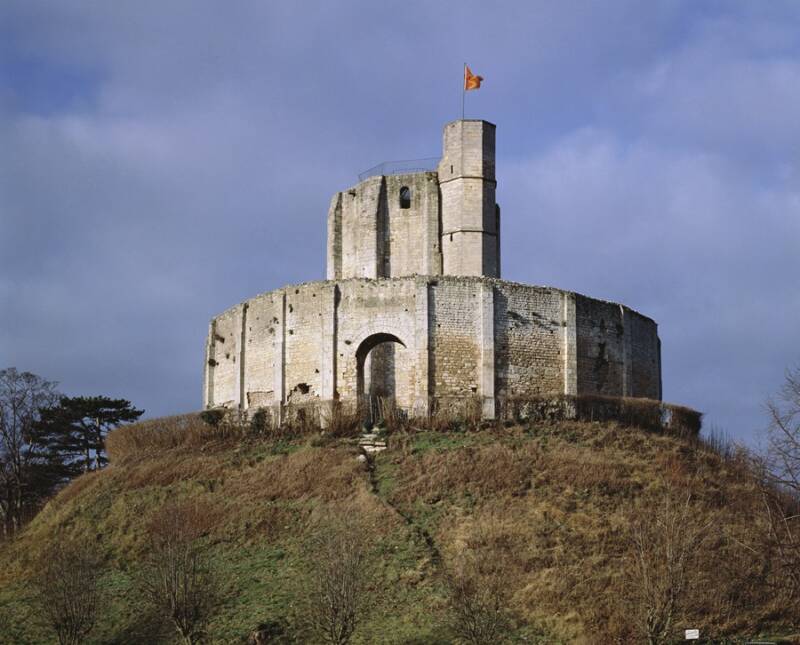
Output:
[[399, 186, 411, 209]]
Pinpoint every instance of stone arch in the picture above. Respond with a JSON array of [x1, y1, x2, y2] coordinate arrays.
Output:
[[355, 332, 407, 412]]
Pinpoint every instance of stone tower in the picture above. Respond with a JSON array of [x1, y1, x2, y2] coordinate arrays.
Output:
[[438, 120, 500, 277], [326, 119, 501, 281], [205, 118, 663, 422]]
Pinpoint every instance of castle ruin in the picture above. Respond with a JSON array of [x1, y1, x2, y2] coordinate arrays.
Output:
[[203, 119, 662, 420]]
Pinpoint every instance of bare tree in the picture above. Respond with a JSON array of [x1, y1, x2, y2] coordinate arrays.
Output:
[[32, 538, 102, 645], [0, 368, 61, 536], [442, 550, 515, 645], [762, 366, 800, 607], [627, 491, 711, 645], [300, 514, 374, 645], [138, 501, 221, 645], [767, 366, 800, 495]]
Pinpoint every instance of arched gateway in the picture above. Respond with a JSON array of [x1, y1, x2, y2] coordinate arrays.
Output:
[[356, 333, 407, 421]]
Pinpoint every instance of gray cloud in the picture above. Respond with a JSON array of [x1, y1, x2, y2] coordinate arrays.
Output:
[[1, 1, 797, 441]]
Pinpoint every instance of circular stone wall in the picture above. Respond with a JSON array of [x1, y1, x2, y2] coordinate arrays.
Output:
[[203, 276, 660, 418]]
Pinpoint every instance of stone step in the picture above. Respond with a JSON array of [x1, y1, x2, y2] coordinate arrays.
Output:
[[362, 444, 387, 454], [359, 441, 387, 449]]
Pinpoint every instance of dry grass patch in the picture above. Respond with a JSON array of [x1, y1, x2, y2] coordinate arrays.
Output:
[[106, 413, 230, 463], [388, 443, 540, 506], [47, 468, 107, 508], [117, 453, 227, 491], [535, 445, 640, 498], [225, 446, 367, 504]]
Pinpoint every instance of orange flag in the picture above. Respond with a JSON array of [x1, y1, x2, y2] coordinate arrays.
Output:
[[464, 65, 483, 91]]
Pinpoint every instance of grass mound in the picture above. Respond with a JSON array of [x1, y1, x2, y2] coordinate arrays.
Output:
[[0, 415, 793, 644]]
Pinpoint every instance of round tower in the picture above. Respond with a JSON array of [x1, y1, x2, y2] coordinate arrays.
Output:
[[437, 119, 500, 277]]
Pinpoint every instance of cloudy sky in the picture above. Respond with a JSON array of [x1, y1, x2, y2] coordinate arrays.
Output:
[[2, 1, 798, 445]]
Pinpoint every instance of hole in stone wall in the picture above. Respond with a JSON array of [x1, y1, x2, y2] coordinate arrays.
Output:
[[296, 383, 310, 394], [289, 304, 293, 312], [207, 359, 218, 367], [399, 186, 411, 209], [214, 333, 225, 343]]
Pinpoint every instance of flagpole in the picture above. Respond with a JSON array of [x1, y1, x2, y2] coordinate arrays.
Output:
[[462, 63, 466, 120]]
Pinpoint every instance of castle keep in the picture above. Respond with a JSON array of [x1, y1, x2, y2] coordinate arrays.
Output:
[[204, 120, 662, 420]]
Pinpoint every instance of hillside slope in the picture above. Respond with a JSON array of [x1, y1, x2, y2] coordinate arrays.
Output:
[[0, 417, 792, 644]]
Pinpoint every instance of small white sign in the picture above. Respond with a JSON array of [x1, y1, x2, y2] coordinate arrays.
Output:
[[685, 629, 700, 640]]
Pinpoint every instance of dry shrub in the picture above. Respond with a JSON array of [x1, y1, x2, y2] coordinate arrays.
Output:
[[624, 490, 713, 645], [281, 403, 320, 436], [297, 508, 379, 644], [31, 537, 102, 645], [442, 551, 515, 644], [760, 482, 800, 616], [138, 500, 222, 645], [496, 394, 702, 438], [419, 395, 485, 433], [441, 516, 523, 644], [372, 397, 409, 434], [424, 404, 456, 433], [322, 401, 362, 438], [574, 395, 665, 432], [665, 404, 703, 437]]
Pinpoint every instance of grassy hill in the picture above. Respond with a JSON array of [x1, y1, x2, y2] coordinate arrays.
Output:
[[0, 412, 794, 644]]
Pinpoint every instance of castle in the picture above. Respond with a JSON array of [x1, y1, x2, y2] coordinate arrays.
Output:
[[203, 120, 662, 421]]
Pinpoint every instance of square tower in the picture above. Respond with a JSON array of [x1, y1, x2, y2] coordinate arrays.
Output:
[[437, 119, 500, 277]]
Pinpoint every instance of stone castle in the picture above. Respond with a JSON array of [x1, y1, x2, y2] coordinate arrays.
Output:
[[203, 119, 662, 421]]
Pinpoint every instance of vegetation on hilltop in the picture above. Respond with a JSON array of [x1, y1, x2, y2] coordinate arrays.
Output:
[[0, 404, 797, 643]]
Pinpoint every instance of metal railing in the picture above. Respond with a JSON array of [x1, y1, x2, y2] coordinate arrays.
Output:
[[358, 157, 440, 182]]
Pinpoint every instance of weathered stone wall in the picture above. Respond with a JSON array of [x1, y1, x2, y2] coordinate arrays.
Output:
[[575, 296, 626, 397], [204, 304, 244, 409], [204, 277, 661, 418], [572, 296, 661, 399], [628, 309, 662, 399], [327, 172, 442, 280], [428, 280, 481, 398], [326, 119, 499, 282], [494, 284, 565, 398], [242, 292, 281, 408]]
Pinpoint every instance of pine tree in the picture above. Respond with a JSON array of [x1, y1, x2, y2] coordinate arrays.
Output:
[[34, 397, 144, 472]]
